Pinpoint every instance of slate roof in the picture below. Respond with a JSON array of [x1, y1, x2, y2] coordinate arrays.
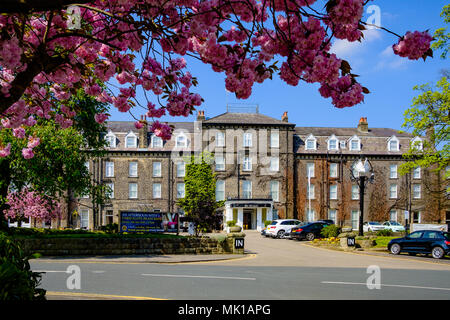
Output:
[[294, 127, 413, 138]]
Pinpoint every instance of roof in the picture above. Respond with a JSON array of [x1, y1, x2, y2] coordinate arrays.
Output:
[[106, 121, 195, 133], [203, 112, 295, 126], [294, 127, 413, 138]]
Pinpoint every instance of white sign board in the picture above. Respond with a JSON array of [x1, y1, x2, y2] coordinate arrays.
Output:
[[410, 224, 448, 232]]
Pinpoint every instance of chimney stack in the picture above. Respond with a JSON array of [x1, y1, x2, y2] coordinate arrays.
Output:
[[197, 110, 205, 121], [357, 117, 368, 133], [282, 111, 288, 122], [138, 115, 148, 148]]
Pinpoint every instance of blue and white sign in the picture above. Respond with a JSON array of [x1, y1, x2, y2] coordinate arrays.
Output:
[[120, 211, 164, 233]]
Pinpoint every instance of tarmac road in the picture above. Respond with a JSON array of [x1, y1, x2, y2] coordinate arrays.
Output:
[[30, 231, 450, 300]]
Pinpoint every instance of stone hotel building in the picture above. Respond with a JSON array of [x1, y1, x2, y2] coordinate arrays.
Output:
[[73, 108, 449, 232]]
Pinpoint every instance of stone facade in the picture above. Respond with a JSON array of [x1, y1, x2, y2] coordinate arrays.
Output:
[[65, 109, 448, 231]]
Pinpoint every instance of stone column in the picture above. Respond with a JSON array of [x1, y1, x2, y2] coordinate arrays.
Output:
[[225, 204, 233, 231], [256, 207, 262, 231], [237, 208, 243, 228]]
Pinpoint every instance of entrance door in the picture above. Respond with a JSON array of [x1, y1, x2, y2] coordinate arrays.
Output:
[[243, 210, 253, 229]]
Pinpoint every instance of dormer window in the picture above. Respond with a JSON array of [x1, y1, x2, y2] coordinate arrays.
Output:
[[411, 137, 423, 151], [105, 130, 116, 148], [125, 131, 137, 148], [151, 135, 163, 148], [176, 133, 188, 148], [388, 136, 400, 151], [327, 135, 339, 151], [349, 135, 361, 151], [305, 134, 317, 150]]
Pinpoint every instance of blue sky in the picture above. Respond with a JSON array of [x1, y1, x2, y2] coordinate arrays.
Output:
[[109, 1, 448, 132]]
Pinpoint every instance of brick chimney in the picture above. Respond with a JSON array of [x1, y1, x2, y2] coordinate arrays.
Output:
[[138, 115, 148, 148], [282, 111, 288, 122], [357, 117, 368, 133], [197, 110, 205, 121]]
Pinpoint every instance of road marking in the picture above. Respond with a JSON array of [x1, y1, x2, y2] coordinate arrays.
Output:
[[46, 291, 167, 300], [321, 281, 450, 291], [34, 270, 67, 273], [141, 273, 256, 281]]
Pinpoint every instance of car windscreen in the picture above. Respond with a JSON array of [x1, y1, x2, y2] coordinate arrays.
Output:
[[270, 221, 278, 225], [369, 222, 381, 225]]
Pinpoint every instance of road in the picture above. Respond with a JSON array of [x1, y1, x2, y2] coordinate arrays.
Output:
[[30, 231, 450, 300]]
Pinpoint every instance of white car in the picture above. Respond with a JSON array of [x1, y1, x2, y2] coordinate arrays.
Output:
[[363, 221, 385, 232], [382, 221, 405, 232], [266, 219, 302, 238]]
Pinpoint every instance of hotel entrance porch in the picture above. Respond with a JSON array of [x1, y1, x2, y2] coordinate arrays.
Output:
[[223, 199, 274, 232]]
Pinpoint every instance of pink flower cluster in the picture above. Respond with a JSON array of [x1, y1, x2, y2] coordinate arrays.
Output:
[[5, 188, 61, 223], [393, 31, 434, 60], [151, 121, 172, 140], [0, 0, 434, 153]]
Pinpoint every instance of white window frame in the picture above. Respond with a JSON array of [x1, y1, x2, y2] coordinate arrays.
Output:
[[125, 131, 138, 148], [413, 184, 421, 199], [413, 166, 421, 179], [129, 161, 138, 177], [216, 180, 225, 201], [389, 209, 397, 222], [105, 131, 116, 148], [151, 135, 163, 148], [327, 134, 339, 151], [411, 137, 423, 151], [153, 161, 162, 177], [177, 161, 185, 177], [328, 209, 337, 223], [128, 183, 138, 199], [329, 163, 338, 178], [351, 185, 359, 200], [106, 182, 114, 199], [243, 132, 253, 148], [270, 131, 279, 148], [216, 131, 225, 147], [153, 183, 162, 199], [176, 133, 188, 148], [270, 181, 279, 202], [176, 183, 185, 198], [305, 134, 317, 150], [270, 157, 279, 172], [243, 156, 252, 171], [390, 184, 398, 199], [389, 164, 398, 179], [80, 209, 89, 230], [105, 161, 114, 177], [243, 180, 252, 199], [330, 185, 338, 200], [306, 209, 315, 222], [215, 155, 225, 171], [351, 210, 359, 230], [349, 136, 361, 151], [388, 136, 400, 152]]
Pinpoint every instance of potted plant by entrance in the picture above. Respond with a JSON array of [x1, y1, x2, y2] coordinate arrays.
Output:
[[226, 220, 242, 233]]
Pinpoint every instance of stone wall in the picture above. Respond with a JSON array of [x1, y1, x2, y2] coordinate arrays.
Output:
[[16, 233, 245, 256]]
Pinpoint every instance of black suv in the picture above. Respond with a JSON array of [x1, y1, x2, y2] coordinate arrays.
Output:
[[290, 221, 332, 241], [388, 230, 450, 259]]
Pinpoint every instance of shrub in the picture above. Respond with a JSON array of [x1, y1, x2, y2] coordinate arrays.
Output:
[[99, 223, 119, 234], [0, 232, 46, 300], [264, 220, 272, 227], [377, 229, 393, 237], [321, 224, 341, 238], [226, 220, 236, 227]]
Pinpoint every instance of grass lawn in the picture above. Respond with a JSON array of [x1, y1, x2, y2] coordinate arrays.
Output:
[[373, 236, 397, 249]]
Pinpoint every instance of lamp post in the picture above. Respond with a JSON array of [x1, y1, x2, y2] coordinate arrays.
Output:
[[350, 158, 374, 236]]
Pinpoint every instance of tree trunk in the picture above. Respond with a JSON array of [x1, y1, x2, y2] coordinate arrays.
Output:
[[0, 158, 11, 230]]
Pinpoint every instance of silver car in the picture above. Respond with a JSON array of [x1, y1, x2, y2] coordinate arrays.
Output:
[[266, 219, 302, 238]]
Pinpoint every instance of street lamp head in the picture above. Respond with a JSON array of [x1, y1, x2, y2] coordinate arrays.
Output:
[[350, 157, 374, 180]]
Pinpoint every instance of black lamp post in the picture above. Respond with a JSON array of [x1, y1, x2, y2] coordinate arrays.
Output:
[[350, 158, 374, 236]]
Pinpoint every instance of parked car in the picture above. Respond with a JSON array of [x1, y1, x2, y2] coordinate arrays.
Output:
[[290, 221, 332, 241], [382, 221, 405, 232], [363, 221, 385, 232], [388, 230, 450, 259], [266, 219, 302, 239], [283, 222, 307, 239], [318, 220, 335, 225]]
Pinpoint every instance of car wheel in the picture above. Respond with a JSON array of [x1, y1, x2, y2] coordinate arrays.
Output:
[[390, 243, 401, 255], [277, 230, 285, 239], [431, 246, 445, 259], [306, 233, 315, 241]]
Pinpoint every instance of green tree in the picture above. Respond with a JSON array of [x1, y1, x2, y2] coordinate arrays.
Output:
[[177, 153, 225, 236], [432, 5, 450, 59], [400, 76, 450, 177]]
